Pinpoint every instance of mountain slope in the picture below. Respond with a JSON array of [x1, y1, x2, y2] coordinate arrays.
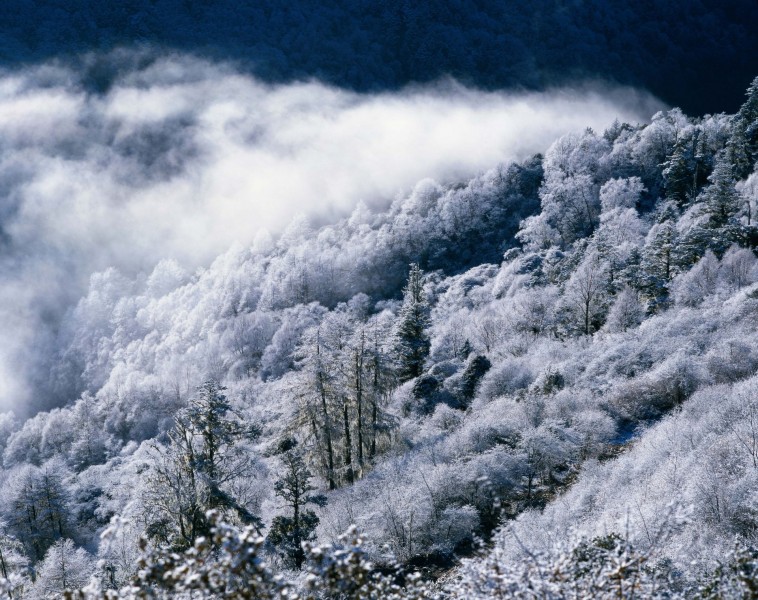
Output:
[[0, 77, 757, 598]]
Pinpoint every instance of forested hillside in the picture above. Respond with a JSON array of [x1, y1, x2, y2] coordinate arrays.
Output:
[[1, 76, 758, 598]]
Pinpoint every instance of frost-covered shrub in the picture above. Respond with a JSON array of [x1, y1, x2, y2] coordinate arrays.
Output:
[[390, 380, 416, 418], [478, 359, 534, 400], [421, 504, 479, 555], [453, 398, 523, 453], [260, 304, 326, 379], [704, 340, 758, 383], [59, 517, 758, 600], [719, 244, 758, 292], [571, 409, 617, 458], [509, 285, 559, 339], [430, 404, 463, 432], [530, 367, 565, 396], [612, 351, 707, 420], [672, 251, 720, 306], [604, 286, 644, 333]]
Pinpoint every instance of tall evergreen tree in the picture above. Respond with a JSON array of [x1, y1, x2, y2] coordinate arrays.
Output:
[[144, 380, 261, 549], [700, 151, 741, 231], [6, 465, 70, 562], [726, 122, 753, 180], [727, 76, 758, 180], [393, 264, 431, 382], [640, 220, 678, 311], [662, 136, 695, 207], [687, 151, 748, 257], [266, 439, 326, 570]]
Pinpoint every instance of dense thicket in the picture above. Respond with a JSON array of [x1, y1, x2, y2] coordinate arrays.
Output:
[[0, 1, 757, 114], [0, 77, 758, 598]]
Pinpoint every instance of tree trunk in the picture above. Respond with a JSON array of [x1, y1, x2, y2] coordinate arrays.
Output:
[[0, 546, 11, 600], [293, 487, 302, 569], [343, 399, 353, 485], [316, 337, 336, 490], [355, 332, 365, 472], [318, 383, 336, 490]]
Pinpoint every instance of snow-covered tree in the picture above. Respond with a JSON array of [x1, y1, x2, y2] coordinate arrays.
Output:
[[0, 523, 29, 599], [728, 75, 758, 179], [143, 380, 262, 549], [700, 151, 742, 232], [29, 539, 93, 599], [640, 219, 678, 309], [604, 286, 644, 332], [561, 250, 611, 335], [266, 439, 326, 570], [393, 264, 431, 382], [2, 463, 71, 562]]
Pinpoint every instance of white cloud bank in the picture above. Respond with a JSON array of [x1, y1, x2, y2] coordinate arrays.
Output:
[[0, 53, 665, 411]]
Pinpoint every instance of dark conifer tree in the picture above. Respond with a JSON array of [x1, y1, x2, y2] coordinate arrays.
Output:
[[266, 439, 326, 570], [701, 151, 742, 231], [640, 220, 678, 311], [724, 77, 758, 180], [393, 264, 431, 382], [460, 355, 492, 405], [145, 380, 261, 549], [662, 137, 695, 207]]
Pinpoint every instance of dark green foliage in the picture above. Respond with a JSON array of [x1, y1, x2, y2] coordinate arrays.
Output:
[[460, 355, 491, 404], [663, 138, 697, 207], [727, 76, 758, 179], [267, 440, 326, 570], [411, 375, 439, 402], [640, 220, 678, 311], [394, 264, 430, 382], [540, 368, 565, 395], [700, 152, 741, 231]]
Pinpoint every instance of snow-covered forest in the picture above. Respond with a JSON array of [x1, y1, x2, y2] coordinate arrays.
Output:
[[1, 67, 758, 598]]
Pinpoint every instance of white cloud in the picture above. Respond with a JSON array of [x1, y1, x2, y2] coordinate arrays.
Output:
[[0, 53, 665, 412]]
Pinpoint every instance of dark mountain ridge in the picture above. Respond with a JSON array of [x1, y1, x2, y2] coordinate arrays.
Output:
[[1, 0, 757, 114]]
